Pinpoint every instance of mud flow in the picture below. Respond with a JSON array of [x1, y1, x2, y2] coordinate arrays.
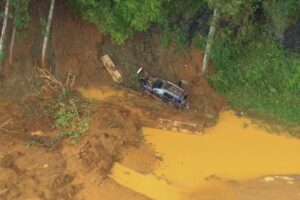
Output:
[[112, 111, 300, 200], [1, 87, 300, 200]]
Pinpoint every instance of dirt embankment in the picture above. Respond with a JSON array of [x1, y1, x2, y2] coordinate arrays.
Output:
[[0, 83, 224, 200], [0, 2, 299, 200], [0, 93, 147, 200], [1, 0, 219, 98], [0, 1, 226, 200]]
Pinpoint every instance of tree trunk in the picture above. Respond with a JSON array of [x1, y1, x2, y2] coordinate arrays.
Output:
[[202, 9, 218, 75], [0, 0, 10, 72], [8, 0, 19, 67], [41, 0, 55, 67], [8, 20, 16, 66]]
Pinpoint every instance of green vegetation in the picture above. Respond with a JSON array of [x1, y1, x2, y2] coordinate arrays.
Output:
[[67, 0, 162, 44], [65, 0, 300, 128], [21, 68, 91, 145], [122, 62, 140, 89], [11, 0, 31, 31], [208, 0, 300, 127], [45, 74, 91, 143], [54, 100, 90, 143], [1, 0, 293, 130], [210, 37, 300, 126]]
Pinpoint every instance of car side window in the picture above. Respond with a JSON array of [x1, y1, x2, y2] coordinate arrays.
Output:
[[163, 92, 173, 100]]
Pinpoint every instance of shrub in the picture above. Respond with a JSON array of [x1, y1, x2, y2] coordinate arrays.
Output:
[[54, 100, 90, 142], [210, 37, 300, 127]]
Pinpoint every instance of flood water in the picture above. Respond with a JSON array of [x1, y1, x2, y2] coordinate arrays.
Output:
[[111, 111, 300, 200], [78, 87, 125, 100], [77, 87, 300, 200]]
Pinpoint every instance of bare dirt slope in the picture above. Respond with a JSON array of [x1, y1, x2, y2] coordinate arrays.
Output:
[[0, 81, 224, 200], [0, 92, 148, 200], [1, 1, 299, 200], [1, 85, 300, 200], [0, 1, 226, 198]]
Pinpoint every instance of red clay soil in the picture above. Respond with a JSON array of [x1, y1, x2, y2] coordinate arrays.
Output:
[[0, 1, 226, 200], [1, 2, 300, 200], [0, 95, 150, 200]]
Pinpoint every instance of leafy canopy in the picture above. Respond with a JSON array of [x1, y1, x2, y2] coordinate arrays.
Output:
[[67, 0, 162, 44]]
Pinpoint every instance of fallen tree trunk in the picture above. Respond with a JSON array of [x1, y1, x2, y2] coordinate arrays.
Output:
[[101, 55, 123, 84]]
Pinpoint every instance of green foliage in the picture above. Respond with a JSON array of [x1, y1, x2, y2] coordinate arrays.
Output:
[[210, 37, 300, 126], [67, 0, 162, 44], [263, 0, 300, 42], [40, 17, 49, 37], [0, 52, 4, 61], [65, 0, 300, 129], [207, 0, 300, 128], [125, 74, 139, 89], [206, 0, 243, 15], [122, 63, 140, 89], [59, 119, 89, 140], [162, 0, 206, 18], [11, 0, 31, 30], [192, 34, 207, 49], [54, 100, 90, 141], [160, 0, 207, 48], [161, 25, 189, 49], [54, 102, 76, 128], [67, 0, 209, 45]]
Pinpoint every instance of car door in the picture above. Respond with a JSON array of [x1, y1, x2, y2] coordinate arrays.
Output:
[[163, 92, 174, 102]]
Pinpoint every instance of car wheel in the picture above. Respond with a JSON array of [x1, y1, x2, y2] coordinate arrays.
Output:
[[167, 100, 173, 106], [144, 89, 151, 96]]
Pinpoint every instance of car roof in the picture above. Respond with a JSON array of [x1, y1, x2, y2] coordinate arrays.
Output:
[[163, 81, 185, 97]]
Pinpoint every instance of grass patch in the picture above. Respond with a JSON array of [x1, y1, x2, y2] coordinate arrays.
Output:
[[210, 37, 300, 130]]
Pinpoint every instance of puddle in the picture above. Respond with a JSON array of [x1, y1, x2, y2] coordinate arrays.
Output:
[[111, 111, 300, 199], [78, 87, 124, 100]]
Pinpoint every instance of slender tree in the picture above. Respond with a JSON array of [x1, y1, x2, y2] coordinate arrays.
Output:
[[0, 0, 10, 71], [41, 0, 55, 67], [201, 0, 250, 75], [9, 0, 30, 66], [9, 16, 16, 67], [202, 9, 218, 75]]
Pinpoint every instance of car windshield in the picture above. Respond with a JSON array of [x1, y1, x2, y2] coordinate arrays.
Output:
[[153, 80, 163, 88]]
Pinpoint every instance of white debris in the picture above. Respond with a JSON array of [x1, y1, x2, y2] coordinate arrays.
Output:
[[263, 176, 275, 182]]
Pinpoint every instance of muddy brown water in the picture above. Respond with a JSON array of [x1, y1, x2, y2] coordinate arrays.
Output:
[[78, 87, 125, 100], [78, 87, 300, 200], [111, 111, 300, 200]]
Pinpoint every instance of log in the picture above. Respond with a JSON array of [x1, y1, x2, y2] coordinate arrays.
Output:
[[158, 118, 203, 135], [101, 55, 123, 84]]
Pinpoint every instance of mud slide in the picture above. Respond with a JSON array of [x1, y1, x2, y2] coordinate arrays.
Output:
[[111, 111, 300, 200], [76, 87, 300, 200], [1, 86, 299, 200]]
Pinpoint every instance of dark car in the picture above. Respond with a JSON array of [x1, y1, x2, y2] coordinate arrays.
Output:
[[137, 68, 188, 109]]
